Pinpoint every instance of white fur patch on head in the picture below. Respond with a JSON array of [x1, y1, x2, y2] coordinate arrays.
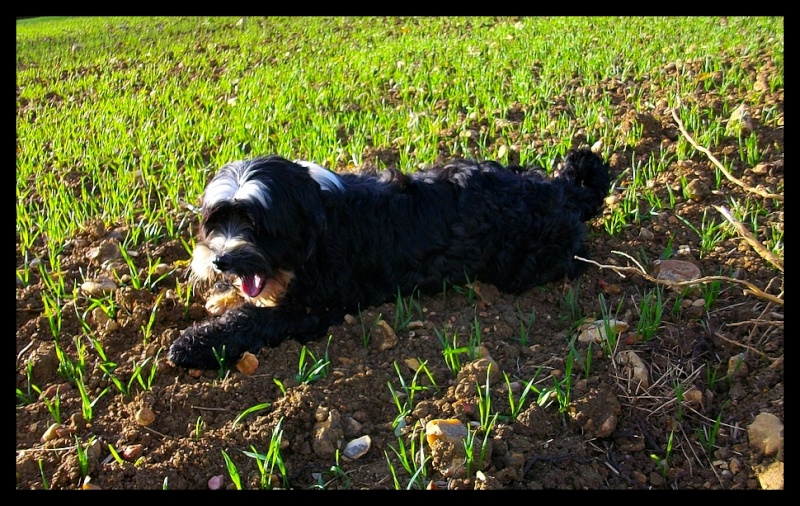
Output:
[[295, 160, 344, 192], [204, 161, 272, 209]]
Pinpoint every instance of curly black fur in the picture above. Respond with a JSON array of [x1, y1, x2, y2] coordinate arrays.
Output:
[[168, 149, 611, 370]]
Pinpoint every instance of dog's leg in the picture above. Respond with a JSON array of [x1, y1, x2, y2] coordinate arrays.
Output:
[[168, 305, 338, 370]]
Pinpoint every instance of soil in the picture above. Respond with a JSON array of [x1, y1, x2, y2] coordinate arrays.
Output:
[[16, 53, 783, 489]]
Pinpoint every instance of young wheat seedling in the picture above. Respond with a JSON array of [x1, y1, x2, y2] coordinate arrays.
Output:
[[232, 402, 271, 429], [295, 335, 332, 384], [503, 369, 542, 420], [221, 450, 243, 490], [243, 418, 288, 489]]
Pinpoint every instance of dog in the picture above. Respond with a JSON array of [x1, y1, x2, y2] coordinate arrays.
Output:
[[168, 149, 611, 370]]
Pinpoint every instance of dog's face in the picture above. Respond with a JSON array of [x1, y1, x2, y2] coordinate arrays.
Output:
[[190, 156, 342, 304]]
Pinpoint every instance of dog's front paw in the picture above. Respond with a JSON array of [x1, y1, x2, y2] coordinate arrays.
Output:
[[168, 324, 224, 371], [168, 318, 254, 371]]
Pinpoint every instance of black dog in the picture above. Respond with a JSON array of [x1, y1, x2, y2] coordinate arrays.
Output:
[[168, 149, 610, 370]]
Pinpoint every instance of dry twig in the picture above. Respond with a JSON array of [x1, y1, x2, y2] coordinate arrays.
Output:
[[714, 205, 783, 272], [574, 252, 783, 306], [670, 107, 783, 201]]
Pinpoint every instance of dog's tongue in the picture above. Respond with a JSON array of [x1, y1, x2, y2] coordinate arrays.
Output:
[[241, 274, 264, 298]]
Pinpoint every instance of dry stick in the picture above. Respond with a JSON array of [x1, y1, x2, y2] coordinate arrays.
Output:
[[574, 252, 784, 306], [714, 204, 783, 272], [713, 332, 775, 364], [670, 107, 783, 202]]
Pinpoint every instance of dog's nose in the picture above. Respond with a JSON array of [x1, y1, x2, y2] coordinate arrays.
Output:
[[212, 254, 232, 271]]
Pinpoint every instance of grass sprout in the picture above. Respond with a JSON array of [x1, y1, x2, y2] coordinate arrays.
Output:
[[295, 335, 332, 384]]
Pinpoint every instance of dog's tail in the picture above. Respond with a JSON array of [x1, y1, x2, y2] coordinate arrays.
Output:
[[556, 149, 611, 222]]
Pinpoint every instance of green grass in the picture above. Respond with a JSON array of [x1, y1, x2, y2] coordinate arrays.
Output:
[[231, 402, 271, 429], [294, 336, 332, 384], [243, 418, 288, 489], [636, 286, 665, 342], [385, 423, 430, 490], [221, 450, 243, 490], [387, 359, 437, 431]]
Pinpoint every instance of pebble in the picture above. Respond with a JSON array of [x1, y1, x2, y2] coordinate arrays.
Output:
[[208, 475, 224, 490], [616, 350, 649, 389], [756, 461, 783, 490], [653, 259, 701, 283], [425, 419, 468, 446], [727, 353, 748, 378], [342, 435, 371, 460], [747, 412, 783, 456], [81, 277, 117, 296], [235, 352, 259, 376], [123, 444, 144, 461], [577, 319, 628, 343], [683, 178, 709, 200], [135, 407, 156, 426], [41, 423, 62, 442]]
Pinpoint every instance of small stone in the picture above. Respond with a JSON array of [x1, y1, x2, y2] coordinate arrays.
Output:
[[425, 419, 468, 446], [343, 314, 357, 325], [756, 461, 784, 490], [152, 263, 171, 276], [726, 103, 753, 135], [135, 407, 156, 426], [747, 412, 783, 456], [616, 350, 649, 389], [683, 178, 709, 200], [727, 353, 748, 378], [342, 435, 371, 460], [374, 320, 398, 351], [497, 144, 508, 159], [208, 475, 224, 490], [653, 259, 701, 283], [404, 357, 421, 371], [42, 423, 62, 442], [81, 277, 117, 296], [682, 388, 704, 409], [577, 319, 629, 343], [122, 444, 144, 461], [88, 239, 120, 264], [91, 307, 110, 326], [236, 352, 259, 376]]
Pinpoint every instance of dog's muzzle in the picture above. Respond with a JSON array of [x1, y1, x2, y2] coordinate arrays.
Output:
[[212, 254, 233, 272]]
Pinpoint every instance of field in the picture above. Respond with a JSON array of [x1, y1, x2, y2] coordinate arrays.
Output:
[[16, 16, 783, 490]]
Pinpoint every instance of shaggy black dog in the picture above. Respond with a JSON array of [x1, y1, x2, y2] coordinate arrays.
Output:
[[168, 149, 611, 370]]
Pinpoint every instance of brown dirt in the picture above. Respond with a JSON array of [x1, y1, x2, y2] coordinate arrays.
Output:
[[16, 56, 783, 490]]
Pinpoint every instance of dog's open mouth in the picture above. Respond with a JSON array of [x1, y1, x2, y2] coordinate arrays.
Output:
[[234, 269, 295, 306], [240, 274, 266, 298]]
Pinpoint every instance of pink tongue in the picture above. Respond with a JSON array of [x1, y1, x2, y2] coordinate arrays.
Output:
[[241, 274, 264, 298]]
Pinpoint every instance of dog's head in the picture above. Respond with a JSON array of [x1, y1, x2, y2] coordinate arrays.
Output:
[[190, 155, 343, 304]]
